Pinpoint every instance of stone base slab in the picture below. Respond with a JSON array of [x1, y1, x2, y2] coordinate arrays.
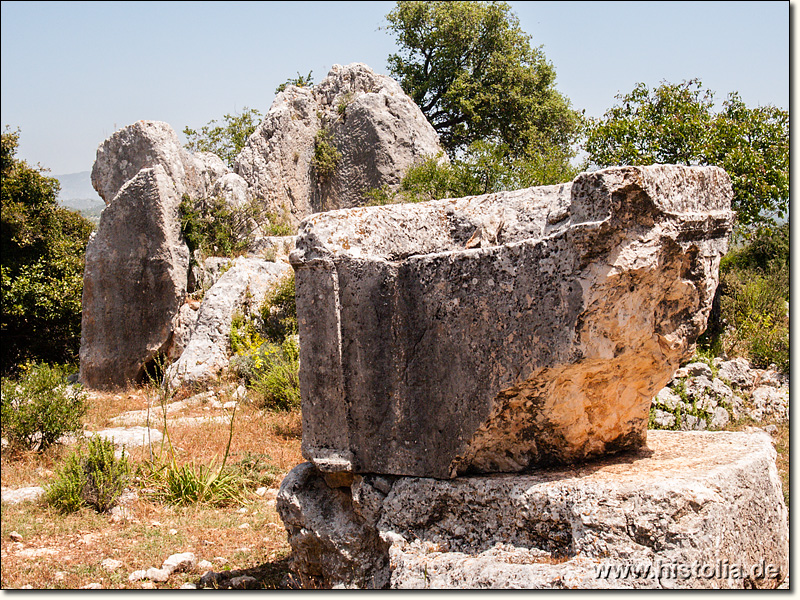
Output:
[[277, 430, 788, 589]]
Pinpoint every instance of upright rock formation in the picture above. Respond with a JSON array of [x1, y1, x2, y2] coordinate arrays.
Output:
[[80, 165, 191, 388], [80, 121, 232, 388], [80, 62, 440, 389], [291, 165, 735, 478], [235, 62, 443, 223]]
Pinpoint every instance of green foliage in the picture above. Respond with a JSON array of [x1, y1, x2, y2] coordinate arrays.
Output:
[[138, 383, 248, 507], [260, 273, 297, 343], [311, 128, 341, 180], [385, 1, 583, 163], [700, 224, 789, 373], [230, 310, 265, 356], [368, 140, 584, 205], [179, 194, 280, 260], [719, 264, 789, 372], [1, 128, 94, 374], [231, 452, 282, 488], [230, 274, 300, 412], [183, 107, 263, 169], [250, 338, 301, 411], [45, 435, 129, 513], [584, 79, 789, 229], [147, 459, 249, 507], [337, 91, 355, 118], [1, 363, 87, 452], [275, 70, 314, 94]]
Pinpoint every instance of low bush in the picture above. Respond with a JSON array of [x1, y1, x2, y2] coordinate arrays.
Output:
[[179, 194, 256, 260], [250, 338, 301, 411], [312, 128, 341, 180], [700, 223, 789, 372], [0, 363, 87, 452], [260, 273, 297, 343], [45, 435, 129, 513], [229, 274, 300, 411]]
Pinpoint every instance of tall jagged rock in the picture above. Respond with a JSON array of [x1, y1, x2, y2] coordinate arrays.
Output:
[[291, 165, 734, 478], [80, 121, 230, 389], [235, 63, 443, 224], [80, 166, 190, 388]]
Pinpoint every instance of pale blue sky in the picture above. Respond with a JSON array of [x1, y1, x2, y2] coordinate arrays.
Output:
[[1, 1, 790, 176]]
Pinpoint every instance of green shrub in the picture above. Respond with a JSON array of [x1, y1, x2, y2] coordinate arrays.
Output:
[[45, 435, 129, 513], [699, 223, 789, 373], [260, 273, 297, 343], [275, 70, 314, 94], [179, 194, 260, 260], [719, 264, 789, 371], [312, 128, 341, 180], [1, 363, 87, 452], [263, 208, 296, 237], [251, 338, 301, 412], [229, 275, 300, 412]]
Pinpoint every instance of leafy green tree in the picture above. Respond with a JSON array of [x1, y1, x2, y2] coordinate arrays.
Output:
[[1, 128, 94, 374], [385, 1, 583, 162], [183, 107, 263, 168], [585, 79, 789, 229], [366, 141, 584, 206]]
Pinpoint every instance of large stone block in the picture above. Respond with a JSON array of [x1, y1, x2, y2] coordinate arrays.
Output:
[[277, 430, 788, 589], [291, 165, 734, 478]]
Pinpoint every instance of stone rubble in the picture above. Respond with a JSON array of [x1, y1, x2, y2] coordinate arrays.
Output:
[[650, 357, 788, 431], [128, 552, 197, 584]]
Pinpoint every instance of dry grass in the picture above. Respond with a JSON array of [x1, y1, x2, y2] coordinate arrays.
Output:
[[1, 383, 302, 589], [2, 380, 790, 589]]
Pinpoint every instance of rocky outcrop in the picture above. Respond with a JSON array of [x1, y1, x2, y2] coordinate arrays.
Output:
[[291, 165, 734, 478], [165, 257, 291, 387], [235, 63, 443, 224], [277, 430, 788, 589], [81, 121, 236, 389], [79, 166, 191, 388], [81, 119, 296, 389], [650, 357, 789, 430], [92, 120, 226, 205]]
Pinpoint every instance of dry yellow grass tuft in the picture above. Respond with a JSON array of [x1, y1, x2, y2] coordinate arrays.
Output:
[[2, 382, 302, 589]]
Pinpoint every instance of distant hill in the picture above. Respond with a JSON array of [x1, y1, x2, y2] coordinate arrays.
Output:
[[55, 171, 104, 224]]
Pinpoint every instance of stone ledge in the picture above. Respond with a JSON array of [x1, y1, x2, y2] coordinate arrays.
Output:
[[277, 430, 788, 589]]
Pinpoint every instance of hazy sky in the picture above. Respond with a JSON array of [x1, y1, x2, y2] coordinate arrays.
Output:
[[1, 1, 790, 176]]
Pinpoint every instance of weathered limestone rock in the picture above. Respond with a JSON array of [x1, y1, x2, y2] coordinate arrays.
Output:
[[235, 63, 442, 223], [92, 120, 226, 204], [165, 257, 291, 387], [80, 166, 190, 388], [277, 430, 788, 589], [82, 120, 235, 389], [292, 165, 734, 478]]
